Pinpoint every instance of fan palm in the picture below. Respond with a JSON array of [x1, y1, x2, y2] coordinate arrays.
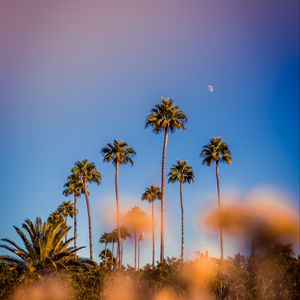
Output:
[[0, 218, 87, 273], [168, 160, 194, 260], [48, 211, 64, 224], [109, 230, 118, 266], [57, 200, 75, 242], [125, 206, 146, 270], [71, 160, 102, 260], [137, 232, 144, 270], [101, 140, 136, 269], [146, 97, 187, 261], [63, 173, 83, 249], [200, 137, 232, 260], [119, 225, 131, 265], [99, 232, 110, 268], [141, 185, 161, 267]]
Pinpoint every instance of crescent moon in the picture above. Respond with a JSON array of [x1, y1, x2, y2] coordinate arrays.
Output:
[[208, 84, 214, 93]]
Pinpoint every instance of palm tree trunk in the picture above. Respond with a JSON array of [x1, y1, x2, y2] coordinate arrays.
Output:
[[74, 194, 78, 249], [180, 182, 184, 261], [84, 179, 93, 260], [121, 238, 124, 265], [160, 128, 168, 262], [115, 162, 121, 269], [134, 228, 137, 270], [216, 161, 224, 261], [65, 216, 68, 243], [138, 238, 140, 270], [111, 242, 115, 270], [104, 243, 107, 268], [152, 202, 155, 267]]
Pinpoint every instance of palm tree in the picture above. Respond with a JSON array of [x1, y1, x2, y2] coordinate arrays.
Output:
[[99, 232, 110, 268], [99, 232, 110, 256], [138, 232, 144, 270], [119, 225, 131, 266], [200, 137, 232, 261], [168, 160, 194, 260], [146, 97, 187, 262], [141, 185, 161, 267], [101, 140, 136, 269], [57, 200, 75, 242], [48, 211, 64, 224], [0, 218, 90, 273], [71, 160, 102, 260], [63, 173, 83, 249], [110, 229, 118, 258], [125, 206, 146, 270]]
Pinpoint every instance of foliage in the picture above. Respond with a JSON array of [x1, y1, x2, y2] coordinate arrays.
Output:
[[201, 137, 232, 166], [145, 97, 187, 133], [0, 218, 86, 274], [101, 139, 136, 167], [141, 185, 161, 203], [168, 160, 195, 184]]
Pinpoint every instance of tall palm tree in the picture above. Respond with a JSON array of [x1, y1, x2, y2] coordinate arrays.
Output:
[[146, 97, 187, 262], [57, 200, 75, 242], [63, 173, 83, 249], [0, 218, 89, 273], [168, 160, 194, 261], [110, 229, 118, 258], [119, 225, 131, 266], [141, 185, 161, 267], [137, 232, 144, 270], [48, 211, 64, 224], [200, 137, 232, 261], [99, 232, 110, 268], [125, 206, 146, 270], [72, 160, 102, 260], [101, 140, 136, 269], [99, 232, 110, 255]]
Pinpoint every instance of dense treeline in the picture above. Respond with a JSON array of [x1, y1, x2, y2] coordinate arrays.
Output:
[[1, 247, 299, 299]]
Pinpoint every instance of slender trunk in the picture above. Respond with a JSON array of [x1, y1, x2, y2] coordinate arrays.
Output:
[[121, 238, 124, 265], [134, 229, 137, 270], [104, 243, 107, 266], [152, 202, 155, 267], [138, 238, 140, 270], [216, 162, 224, 261], [111, 242, 115, 270], [65, 216, 68, 243], [180, 182, 184, 261], [84, 179, 93, 260], [74, 194, 78, 250], [160, 128, 168, 262], [115, 162, 121, 269]]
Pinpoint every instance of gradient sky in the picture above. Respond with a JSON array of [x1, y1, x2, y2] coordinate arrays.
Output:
[[0, 0, 299, 265]]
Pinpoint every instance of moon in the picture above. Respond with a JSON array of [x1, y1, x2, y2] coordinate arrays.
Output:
[[208, 84, 214, 93]]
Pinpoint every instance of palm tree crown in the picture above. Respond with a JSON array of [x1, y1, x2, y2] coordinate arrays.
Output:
[[71, 159, 102, 185], [141, 185, 161, 203], [145, 97, 187, 133], [168, 160, 195, 184], [57, 200, 75, 219], [200, 137, 232, 166], [63, 173, 84, 198], [99, 232, 110, 245], [101, 140, 136, 166]]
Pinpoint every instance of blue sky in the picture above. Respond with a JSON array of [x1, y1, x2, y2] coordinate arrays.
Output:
[[0, 0, 299, 264]]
